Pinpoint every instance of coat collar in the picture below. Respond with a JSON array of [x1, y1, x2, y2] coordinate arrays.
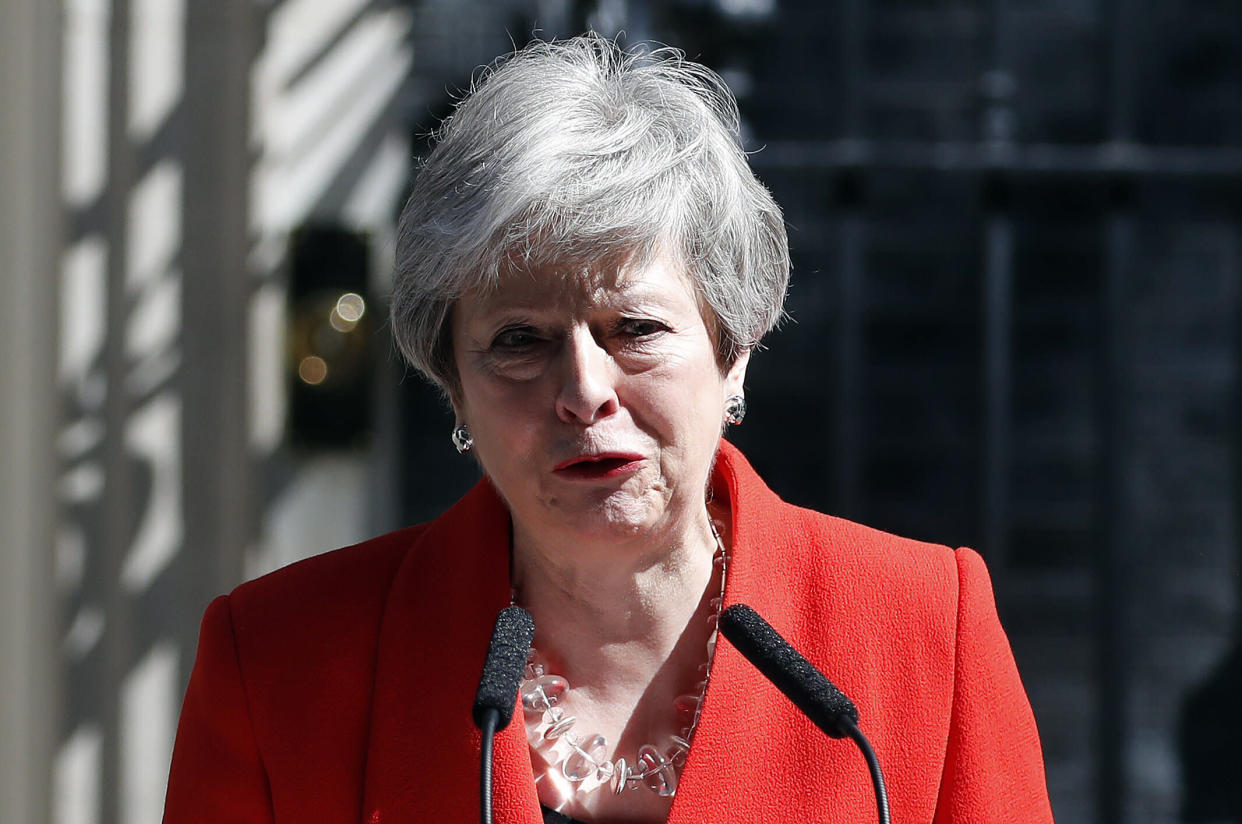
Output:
[[359, 440, 837, 823], [360, 476, 540, 823]]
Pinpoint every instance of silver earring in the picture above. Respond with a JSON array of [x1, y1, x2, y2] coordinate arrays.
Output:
[[724, 395, 747, 426], [451, 424, 473, 454]]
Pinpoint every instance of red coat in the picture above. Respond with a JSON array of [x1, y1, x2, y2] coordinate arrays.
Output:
[[164, 441, 1053, 823]]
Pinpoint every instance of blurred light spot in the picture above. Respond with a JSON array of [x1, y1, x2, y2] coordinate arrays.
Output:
[[328, 307, 356, 333], [299, 355, 328, 385], [329, 292, 366, 332], [336, 292, 365, 322]]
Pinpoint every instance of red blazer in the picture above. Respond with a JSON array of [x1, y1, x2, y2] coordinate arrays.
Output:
[[164, 441, 1053, 823]]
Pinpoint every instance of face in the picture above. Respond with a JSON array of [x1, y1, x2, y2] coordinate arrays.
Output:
[[450, 253, 749, 552]]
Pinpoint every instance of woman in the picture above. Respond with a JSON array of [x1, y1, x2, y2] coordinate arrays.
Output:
[[164, 35, 1053, 824]]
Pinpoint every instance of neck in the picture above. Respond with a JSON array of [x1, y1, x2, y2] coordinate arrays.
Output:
[[511, 508, 718, 693], [512, 505, 729, 816]]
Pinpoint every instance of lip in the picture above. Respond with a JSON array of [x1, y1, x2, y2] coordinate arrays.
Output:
[[553, 452, 646, 480]]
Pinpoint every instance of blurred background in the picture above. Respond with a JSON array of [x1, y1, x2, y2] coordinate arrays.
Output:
[[2, 0, 1240, 822]]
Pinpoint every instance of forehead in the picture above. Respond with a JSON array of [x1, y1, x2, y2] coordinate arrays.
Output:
[[461, 252, 699, 316]]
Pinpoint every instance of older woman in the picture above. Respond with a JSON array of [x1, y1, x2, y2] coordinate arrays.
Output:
[[164, 35, 1053, 824]]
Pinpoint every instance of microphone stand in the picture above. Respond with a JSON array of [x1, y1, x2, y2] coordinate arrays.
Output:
[[472, 606, 535, 824], [479, 708, 500, 824], [840, 716, 891, 824]]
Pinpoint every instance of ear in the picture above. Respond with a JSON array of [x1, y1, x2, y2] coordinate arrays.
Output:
[[723, 349, 751, 398], [448, 393, 467, 428]]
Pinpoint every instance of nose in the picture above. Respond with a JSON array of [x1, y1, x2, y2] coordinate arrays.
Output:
[[555, 327, 620, 425]]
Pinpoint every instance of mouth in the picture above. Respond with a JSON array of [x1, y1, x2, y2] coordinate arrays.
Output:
[[553, 453, 645, 480]]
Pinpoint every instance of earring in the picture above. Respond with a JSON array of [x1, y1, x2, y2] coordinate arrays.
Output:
[[724, 395, 747, 426], [451, 423, 473, 454]]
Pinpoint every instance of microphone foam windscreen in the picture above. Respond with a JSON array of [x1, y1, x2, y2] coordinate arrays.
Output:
[[719, 603, 859, 739], [472, 606, 536, 731]]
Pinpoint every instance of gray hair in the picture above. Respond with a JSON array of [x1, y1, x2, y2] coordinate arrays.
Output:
[[391, 33, 790, 392]]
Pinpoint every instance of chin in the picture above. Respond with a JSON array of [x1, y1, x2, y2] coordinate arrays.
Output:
[[547, 494, 658, 542]]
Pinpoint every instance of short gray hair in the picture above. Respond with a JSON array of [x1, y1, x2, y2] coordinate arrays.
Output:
[[391, 33, 790, 392]]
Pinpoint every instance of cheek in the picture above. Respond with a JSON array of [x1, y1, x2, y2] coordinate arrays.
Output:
[[464, 383, 546, 456], [643, 374, 726, 445]]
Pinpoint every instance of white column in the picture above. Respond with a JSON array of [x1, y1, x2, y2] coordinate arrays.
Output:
[[0, 1, 64, 824]]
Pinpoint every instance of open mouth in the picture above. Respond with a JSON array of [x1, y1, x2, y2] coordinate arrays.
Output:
[[553, 454, 644, 479]]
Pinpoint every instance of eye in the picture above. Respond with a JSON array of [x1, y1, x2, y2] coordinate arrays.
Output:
[[616, 318, 665, 338], [491, 326, 541, 350]]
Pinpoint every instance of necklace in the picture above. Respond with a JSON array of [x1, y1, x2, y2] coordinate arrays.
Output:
[[515, 519, 729, 798]]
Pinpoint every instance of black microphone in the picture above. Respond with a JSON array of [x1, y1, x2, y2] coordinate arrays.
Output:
[[720, 603, 890, 824], [472, 606, 535, 824], [473, 605, 536, 730], [719, 603, 858, 737]]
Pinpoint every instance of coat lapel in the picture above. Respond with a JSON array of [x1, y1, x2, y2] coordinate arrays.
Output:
[[667, 441, 869, 822], [360, 478, 543, 824]]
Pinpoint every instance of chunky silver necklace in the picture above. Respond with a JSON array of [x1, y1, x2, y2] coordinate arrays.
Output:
[[515, 520, 728, 798]]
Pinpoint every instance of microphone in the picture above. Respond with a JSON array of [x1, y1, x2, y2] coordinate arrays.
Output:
[[472, 606, 535, 824], [718, 603, 858, 738], [473, 605, 536, 730], [719, 603, 890, 824]]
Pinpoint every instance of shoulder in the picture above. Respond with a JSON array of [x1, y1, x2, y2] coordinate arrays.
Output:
[[192, 525, 432, 758], [173, 526, 435, 813], [759, 494, 964, 603], [720, 438, 970, 617], [766, 502, 1015, 698], [789, 504, 997, 616], [232, 525, 424, 606], [219, 525, 427, 665]]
